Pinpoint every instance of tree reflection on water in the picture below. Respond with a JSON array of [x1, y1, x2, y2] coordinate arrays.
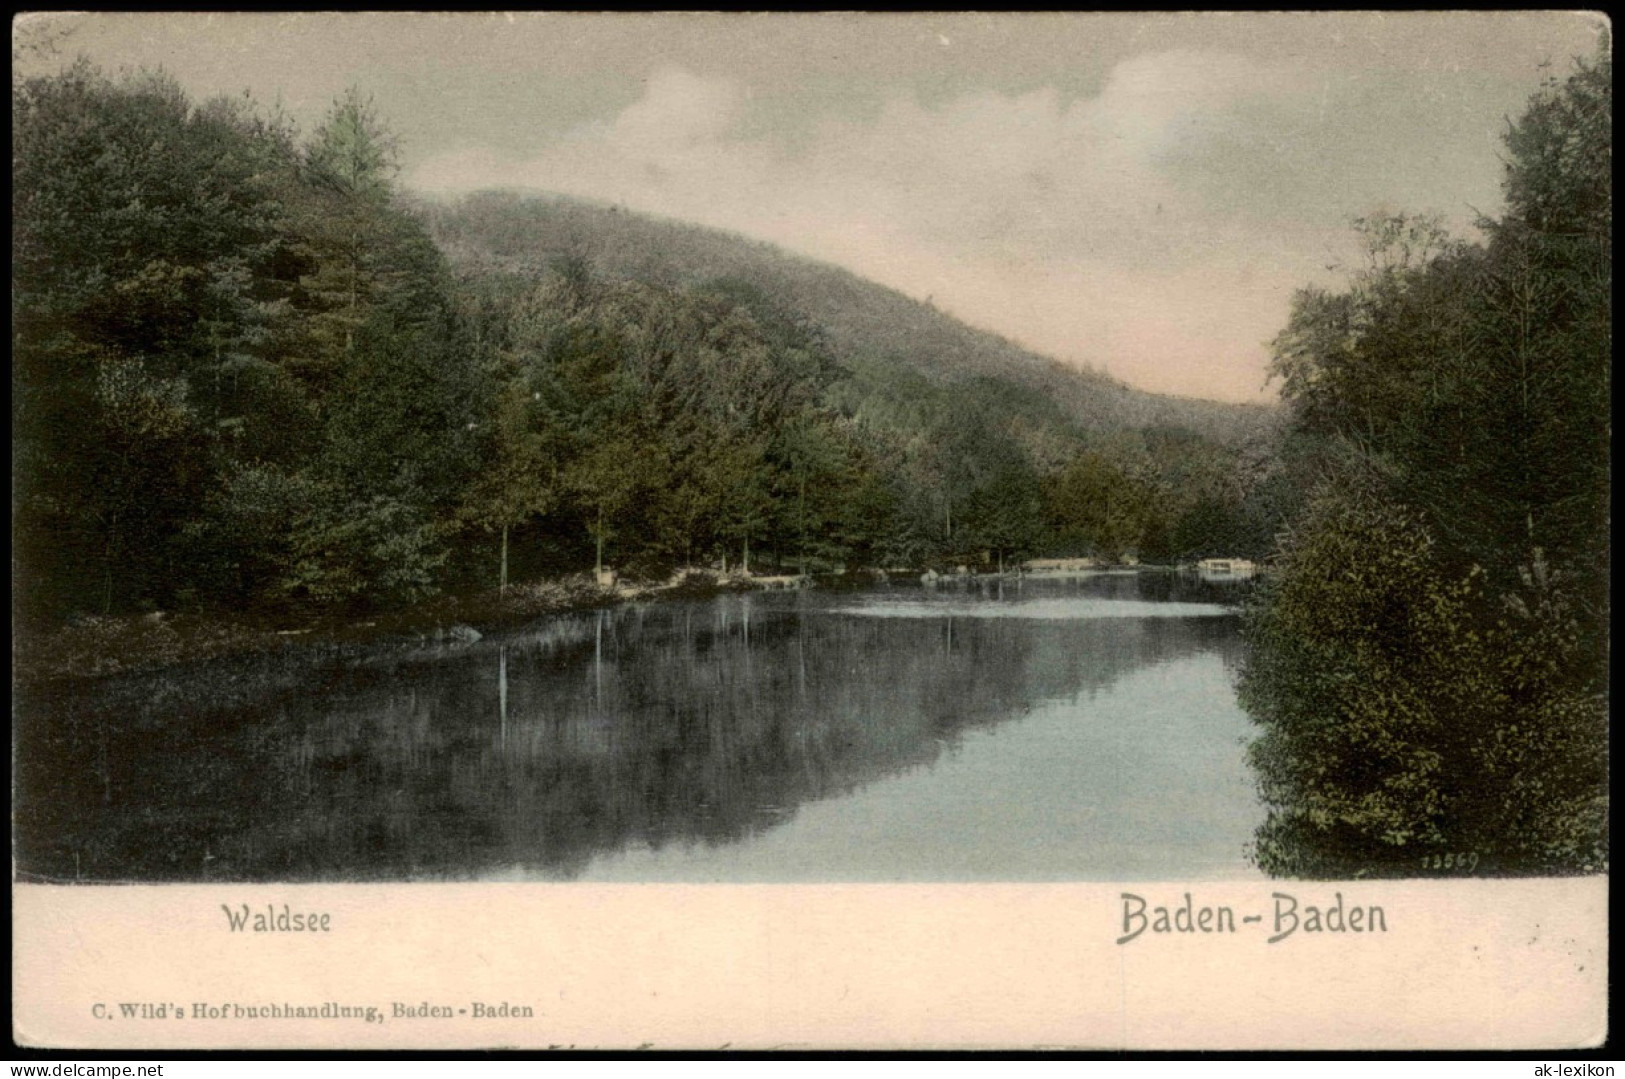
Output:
[[15, 576, 1247, 882]]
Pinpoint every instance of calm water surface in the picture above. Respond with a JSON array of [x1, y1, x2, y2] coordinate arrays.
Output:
[[14, 573, 1263, 882]]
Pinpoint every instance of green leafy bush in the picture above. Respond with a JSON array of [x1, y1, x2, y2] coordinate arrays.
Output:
[[1242, 481, 1607, 876]]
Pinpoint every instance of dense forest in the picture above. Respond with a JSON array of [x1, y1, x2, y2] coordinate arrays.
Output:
[[1239, 45, 1610, 877], [13, 58, 1284, 627]]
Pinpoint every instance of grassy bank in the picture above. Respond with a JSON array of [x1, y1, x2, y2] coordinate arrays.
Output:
[[12, 568, 784, 685]]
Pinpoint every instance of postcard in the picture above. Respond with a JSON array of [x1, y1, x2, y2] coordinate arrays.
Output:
[[11, 11, 1609, 1051]]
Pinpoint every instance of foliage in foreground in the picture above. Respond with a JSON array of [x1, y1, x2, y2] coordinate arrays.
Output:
[[1241, 44, 1610, 877], [1241, 483, 1607, 876]]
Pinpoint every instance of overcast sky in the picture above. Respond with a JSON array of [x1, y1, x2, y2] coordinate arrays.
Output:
[[15, 12, 1607, 403]]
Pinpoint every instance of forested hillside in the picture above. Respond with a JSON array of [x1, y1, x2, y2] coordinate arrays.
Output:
[[13, 59, 1287, 629], [415, 190, 1276, 446], [1240, 46, 1610, 877]]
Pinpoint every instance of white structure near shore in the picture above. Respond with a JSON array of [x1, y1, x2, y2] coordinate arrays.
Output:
[[1023, 557, 1102, 575], [1195, 558, 1258, 575]]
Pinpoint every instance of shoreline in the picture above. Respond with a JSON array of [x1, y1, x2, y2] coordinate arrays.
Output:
[[11, 568, 792, 687], [12, 562, 1225, 685]]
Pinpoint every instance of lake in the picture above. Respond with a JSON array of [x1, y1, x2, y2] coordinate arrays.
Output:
[[13, 572, 1264, 883]]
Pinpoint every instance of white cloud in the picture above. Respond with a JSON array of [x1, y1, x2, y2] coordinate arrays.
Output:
[[606, 67, 747, 152]]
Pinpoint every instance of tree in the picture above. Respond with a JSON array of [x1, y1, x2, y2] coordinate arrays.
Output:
[[1042, 451, 1157, 560], [1242, 43, 1610, 876], [274, 486, 446, 608], [299, 87, 400, 359], [1242, 481, 1606, 876], [1170, 496, 1241, 562], [770, 415, 853, 574], [458, 379, 555, 592], [12, 63, 498, 616], [565, 435, 656, 576], [961, 444, 1043, 572], [711, 436, 775, 572], [12, 63, 301, 616]]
